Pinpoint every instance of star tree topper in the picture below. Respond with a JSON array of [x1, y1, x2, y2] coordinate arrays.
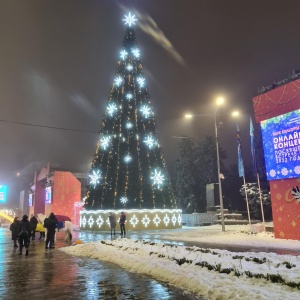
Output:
[[122, 12, 138, 27]]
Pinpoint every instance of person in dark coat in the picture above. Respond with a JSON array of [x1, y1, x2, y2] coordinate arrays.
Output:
[[29, 214, 38, 240], [10, 217, 19, 248], [109, 212, 116, 236], [17, 214, 31, 256], [45, 212, 57, 249], [119, 212, 126, 235]]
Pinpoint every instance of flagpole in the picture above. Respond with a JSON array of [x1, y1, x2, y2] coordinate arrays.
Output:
[[243, 175, 251, 226], [256, 172, 265, 226]]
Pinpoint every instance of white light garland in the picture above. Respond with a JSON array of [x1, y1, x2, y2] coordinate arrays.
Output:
[[153, 214, 161, 227], [163, 214, 170, 226], [126, 93, 133, 100], [96, 216, 104, 228], [122, 12, 138, 27], [142, 214, 151, 227], [88, 216, 94, 228]]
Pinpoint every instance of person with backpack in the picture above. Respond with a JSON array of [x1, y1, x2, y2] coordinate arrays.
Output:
[[10, 216, 19, 248], [29, 214, 38, 241], [45, 213, 57, 249], [17, 214, 31, 256]]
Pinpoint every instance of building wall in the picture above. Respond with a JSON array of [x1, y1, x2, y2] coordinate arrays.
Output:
[[34, 180, 45, 215], [52, 171, 81, 221]]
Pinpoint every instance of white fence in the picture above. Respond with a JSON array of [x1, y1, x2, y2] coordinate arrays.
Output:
[[182, 213, 216, 226]]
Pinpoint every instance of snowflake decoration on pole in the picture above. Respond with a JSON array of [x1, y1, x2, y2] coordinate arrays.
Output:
[[137, 77, 145, 88], [107, 103, 117, 116], [142, 215, 151, 227], [130, 215, 139, 227], [132, 48, 140, 58], [122, 12, 138, 27], [100, 136, 111, 150], [127, 64, 133, 71], [89, 170, 102, 188], [88, 216, 94, 228], [120, 197, 128, 204], [96, 216, 104, 228], [163, 214, 170, 226], [114, 76, 123, 87], [144, 136, 157, 149], [124, 155, 132, 163], [126, 122, 133, 129], [126, 93, 133, 100], [140, 105, 152, 118], [151, 169, 165, 189], [120, 50, 128, 60], [153, 214, 161, 227], [171, 214, 177, 226]]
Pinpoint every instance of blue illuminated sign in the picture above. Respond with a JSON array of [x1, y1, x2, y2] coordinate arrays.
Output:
[[261, 109, 300, 180], [0, 185, 7, 203], [45, 187, 52, 204]]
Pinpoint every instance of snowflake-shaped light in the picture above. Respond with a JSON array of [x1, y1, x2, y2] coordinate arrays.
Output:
[[120, 197, 128, 204], [171, 214, 177, 226], [89, 170, 102, 188], [96, 216, 104, 228], [144, 136, 157, 149], [178, 214, 182, 225], [127, 64, 133, 71], [151, 169, 165, 189], [137, 77, 145, 88], [100, 136, 111, 150], [140, 105, 152, 118], [163, 214, 170, 226], [122, 12, 138, 27], [124, 155, 132, 163], [120, 50, 128, 60], [130, 215, 139, 227], [126, 122, 133, 129], [88, 216, 94, 228], [81, 215, 87, 227], [107, 103, 117, 116], [269, 169, 276, 177], [126, 93, 133, 100], [153, 214, 161, 227], [281, 168, 288, 176], [295, 166, 300, 174], [142, 215, 151, 227], [132, 48, 140, 58], [114, 76, 123, 87]]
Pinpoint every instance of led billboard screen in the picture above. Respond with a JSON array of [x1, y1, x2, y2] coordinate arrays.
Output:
[[45, 186, 52, 204], [0, 185, 7, 203], [261, 109, 300, 180]]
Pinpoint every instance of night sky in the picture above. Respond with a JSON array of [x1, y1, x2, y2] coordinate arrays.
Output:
[[1, 0, 300, 206]]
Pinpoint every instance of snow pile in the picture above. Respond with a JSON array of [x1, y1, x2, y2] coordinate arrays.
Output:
[[60, 238, 300, 300]]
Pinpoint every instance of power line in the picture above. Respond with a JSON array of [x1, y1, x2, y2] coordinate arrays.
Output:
[[0, 119, 99, 134]]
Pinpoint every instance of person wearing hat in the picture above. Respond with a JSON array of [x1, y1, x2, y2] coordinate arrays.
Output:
[[119, 211, 126, 236], [10, 216, 20, 248], [109, 212, 116, 236]]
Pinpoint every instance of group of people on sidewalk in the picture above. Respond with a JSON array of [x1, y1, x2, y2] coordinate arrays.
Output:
[[9, 212, 59, 255], [109, 211, 127, 236]]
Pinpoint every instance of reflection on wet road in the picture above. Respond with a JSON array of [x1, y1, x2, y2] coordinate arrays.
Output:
[[0, 228, 203, 300]]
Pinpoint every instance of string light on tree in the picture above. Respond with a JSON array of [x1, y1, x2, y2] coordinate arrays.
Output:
[[140, 105, 152, 118], [122, 12, 138, 27], [114, 76, 123, 87], [151, 169, 165, 189], [107, 103, 118, 116], [89, 170, 102, 188]]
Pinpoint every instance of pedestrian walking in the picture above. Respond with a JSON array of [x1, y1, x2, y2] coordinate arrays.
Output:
[[109, 212, 116, 236], [17, 214, 31, 256], [10, 217, 19, 248], [119, 211, 126, 235], [45, 213, 57, 249], [30, 214, 38, 240]]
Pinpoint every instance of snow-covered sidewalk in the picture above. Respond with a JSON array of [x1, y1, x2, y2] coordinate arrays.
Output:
[[60, 225, 300, 300]]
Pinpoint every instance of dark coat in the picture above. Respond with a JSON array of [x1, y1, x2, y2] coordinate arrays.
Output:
[[119, 213, 126, 224], [30, 216, 38, 227], [109, 214, 116, 228], [18, 220, 31, 238], [10, 221, 19, 240], [47, 217, 57, 234]]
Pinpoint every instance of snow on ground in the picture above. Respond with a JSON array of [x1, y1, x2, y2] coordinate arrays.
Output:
[[60, 225, 300, 300]]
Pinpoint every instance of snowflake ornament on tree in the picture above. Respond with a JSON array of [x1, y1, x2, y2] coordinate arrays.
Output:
[[151, 169, 165, 188], [89, 170, 102, 188], [122, 12, 138, 27]]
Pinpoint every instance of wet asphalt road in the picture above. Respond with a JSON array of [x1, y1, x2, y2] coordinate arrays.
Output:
[[0, 228, 203, 300]]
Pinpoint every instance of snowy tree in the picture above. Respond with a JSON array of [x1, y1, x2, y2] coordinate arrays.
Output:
[[239, 182, 272, 220]]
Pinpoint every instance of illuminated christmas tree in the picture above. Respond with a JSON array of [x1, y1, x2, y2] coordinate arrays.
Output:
[[84, 13, 175, 211]]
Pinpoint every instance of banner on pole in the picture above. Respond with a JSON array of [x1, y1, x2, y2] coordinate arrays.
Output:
[[236, 123, 245, 177], [250, 117, 257, 175]]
